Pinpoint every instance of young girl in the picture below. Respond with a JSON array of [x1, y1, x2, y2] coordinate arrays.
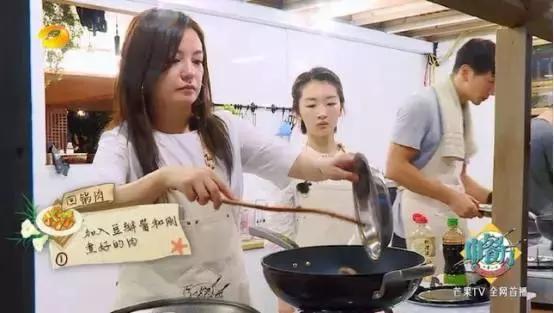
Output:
[[92, 9, 357, 310], [266, 67, 360, 313]]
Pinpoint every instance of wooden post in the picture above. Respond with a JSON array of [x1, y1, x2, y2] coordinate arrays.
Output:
[[491, 26, 532, 313]]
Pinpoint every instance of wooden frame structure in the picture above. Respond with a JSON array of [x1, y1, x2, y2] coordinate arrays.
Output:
[[247, 0, 485, 40], [427, 1, 552, 313]]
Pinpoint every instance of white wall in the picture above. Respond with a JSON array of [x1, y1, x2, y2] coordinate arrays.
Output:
[[31, 1, 431, 312]]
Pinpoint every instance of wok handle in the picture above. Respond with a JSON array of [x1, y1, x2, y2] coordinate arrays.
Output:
[[478, 205, 492, 218], [372, 264, 435, 300], [480, 205, 537, 219], [248, 226, 299, 250]]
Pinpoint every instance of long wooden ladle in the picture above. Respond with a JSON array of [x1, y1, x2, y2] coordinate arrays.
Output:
[[221, 198, 363, 226]]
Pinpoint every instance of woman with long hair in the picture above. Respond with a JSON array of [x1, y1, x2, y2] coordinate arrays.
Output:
[[92, 9, 357, 310]]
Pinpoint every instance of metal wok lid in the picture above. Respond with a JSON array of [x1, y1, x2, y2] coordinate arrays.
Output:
[[352, 153, 393, 260]]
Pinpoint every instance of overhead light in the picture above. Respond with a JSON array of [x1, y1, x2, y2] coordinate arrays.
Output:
[[77, 110, 87, 117]]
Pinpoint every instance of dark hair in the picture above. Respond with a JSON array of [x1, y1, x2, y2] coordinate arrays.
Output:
[[291, 67, 345, 134], [110, 9, 233, 178], [453, 38, 496, 75]]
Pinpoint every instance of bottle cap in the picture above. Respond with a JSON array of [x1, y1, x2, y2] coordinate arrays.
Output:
[[412, 213, 428, 224], [447, 217, 458, 227]]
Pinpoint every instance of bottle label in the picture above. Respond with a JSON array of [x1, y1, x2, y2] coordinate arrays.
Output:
[[443, 243, 466, 275], [412, 237, 436, 258]]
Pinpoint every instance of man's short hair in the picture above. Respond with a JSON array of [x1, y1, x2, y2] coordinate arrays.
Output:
[[453, 38, 496, 75]]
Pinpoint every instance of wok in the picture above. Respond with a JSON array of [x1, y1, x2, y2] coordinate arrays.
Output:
[[111, 298, 261, 313], [250, 226, 434, 312]]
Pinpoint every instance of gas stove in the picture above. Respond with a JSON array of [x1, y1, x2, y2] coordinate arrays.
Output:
[[528, 239, 553, 305]]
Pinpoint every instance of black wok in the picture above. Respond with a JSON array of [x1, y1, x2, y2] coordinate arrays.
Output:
[[250, 227, 434, 312]]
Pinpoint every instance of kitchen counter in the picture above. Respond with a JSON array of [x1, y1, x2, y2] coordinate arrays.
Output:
[[394, 301, 489, 313]]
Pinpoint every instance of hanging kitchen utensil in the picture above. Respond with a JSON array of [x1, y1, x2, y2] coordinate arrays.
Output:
[[249, 102, 257, 126], [111, 298, 261, 313], [286, 112, 296, 129], [50, 144, 70, 176], [352, 153, 393, 260], [114, 15, 120, 55], [249, 226, 434, 312]]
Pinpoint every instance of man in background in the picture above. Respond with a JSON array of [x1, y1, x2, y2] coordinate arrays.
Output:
[[528, 107, 552, 232], [385, 39, 494, 274]]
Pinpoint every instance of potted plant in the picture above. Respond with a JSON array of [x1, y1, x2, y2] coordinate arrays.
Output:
[[42, 0, 84, 83]]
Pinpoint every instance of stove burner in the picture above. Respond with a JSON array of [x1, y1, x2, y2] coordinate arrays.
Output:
[[528, 262, 553, 270], [299, 309, 393, 313], [531, 256, 553, 262], [528, 249, 553, 269]]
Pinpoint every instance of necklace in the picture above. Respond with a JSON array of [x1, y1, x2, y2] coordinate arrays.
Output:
[[200, 138, 216, 170]]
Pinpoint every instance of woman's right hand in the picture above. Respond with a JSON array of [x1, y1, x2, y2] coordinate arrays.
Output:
[[159, 166, 236, 209]]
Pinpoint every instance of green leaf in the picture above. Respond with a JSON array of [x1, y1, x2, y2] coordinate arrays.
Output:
[[22, 194, 38, 220]]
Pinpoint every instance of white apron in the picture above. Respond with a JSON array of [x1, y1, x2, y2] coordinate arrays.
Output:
[[400, 142, 469, 275], [113, 188, 249, 309], [295, 180, 361, 246]]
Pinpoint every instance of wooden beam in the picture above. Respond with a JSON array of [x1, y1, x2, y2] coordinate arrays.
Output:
[[422, 24, 499, 42], [525, 0, 553, 41], [491, 26, 531, 313], [407, 20, 498, 40], [283, 0, 319, 11], [381, 10, 478, 34], [49, 0, 135, 15], [352, 1, 448, 26], [246, 0, 285, 9], [47, 96, 113, 111], [45, 72, 115, 111], [286, 0, 419, 12], [427, 0, 552, 41]]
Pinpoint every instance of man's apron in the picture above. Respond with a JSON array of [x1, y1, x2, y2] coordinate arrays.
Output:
[[400, 142, 469, 276]]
